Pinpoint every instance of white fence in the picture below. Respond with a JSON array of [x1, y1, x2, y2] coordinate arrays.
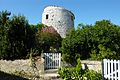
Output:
[[103, 59, 120, 80], [44, 53, 61, 69]]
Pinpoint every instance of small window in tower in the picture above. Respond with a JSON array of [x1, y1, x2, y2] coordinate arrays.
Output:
[[46, 14, 48, 19]]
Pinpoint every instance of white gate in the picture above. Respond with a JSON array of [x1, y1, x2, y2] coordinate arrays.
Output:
[[103, 59, 120, 80], [44, 53, 61, 69]]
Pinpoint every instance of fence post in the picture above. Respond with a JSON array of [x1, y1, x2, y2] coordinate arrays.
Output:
[[59, 53, 61, 68], [111, 59, 113, 79], [114, 60, 117, 80], [118, 60, 120, 79], [102, 59, 105, 80], [103, 59, 107, 79]]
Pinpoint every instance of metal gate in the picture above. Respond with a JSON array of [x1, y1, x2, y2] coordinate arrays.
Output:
[[44, 53, 61, 69]]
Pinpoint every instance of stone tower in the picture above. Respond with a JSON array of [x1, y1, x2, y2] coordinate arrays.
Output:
[[42, 6, 75, 38]]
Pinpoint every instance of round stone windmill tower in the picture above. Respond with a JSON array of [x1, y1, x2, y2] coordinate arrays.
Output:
[[42, 6, 75, 38]]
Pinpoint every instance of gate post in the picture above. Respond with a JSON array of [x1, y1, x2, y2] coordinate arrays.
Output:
[[59, 53, 61, 68]]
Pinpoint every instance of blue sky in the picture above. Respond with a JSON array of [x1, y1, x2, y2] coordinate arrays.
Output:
[[0, 0, 120, 28]]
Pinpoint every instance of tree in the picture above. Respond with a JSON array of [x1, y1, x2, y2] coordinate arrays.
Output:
[[36, 26, 62, 53], [61, 20, 120, 64], [7, 15, 35, 59], [0, 11, 37, 59], [0, 10, 62, 59], [0, 10, 11, 59], [90, 20, 120, 60]]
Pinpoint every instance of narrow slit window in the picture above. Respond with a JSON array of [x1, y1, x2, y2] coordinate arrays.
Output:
[[46, 14, 48, 19]]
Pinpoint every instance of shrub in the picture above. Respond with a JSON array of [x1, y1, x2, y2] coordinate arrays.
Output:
[[82, 70, 102, 80], [58, 58, 102, 80], [58, 58, 84, 80]]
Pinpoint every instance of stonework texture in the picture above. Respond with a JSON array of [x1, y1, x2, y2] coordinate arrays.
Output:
[[42, 6, 75, 38], [61, 60, 102, 72], [0, 58, 44, 76], [81, 60, 102, 72]]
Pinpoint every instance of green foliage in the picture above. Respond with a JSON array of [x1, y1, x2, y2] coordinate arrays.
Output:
[[61, 29, 82, 64], [82, 70, 102, 80], [29, 49, 36, 68], [7, 15, 30, 59], [0, 10, 62, 60], [58, 58, 102, 80], [61, 20, 120, 63], [36, 29, 62, 53], [90, 44, 117, 60], [58, 58, 84, 80], [0, 11, 36, 59], [1, 10, 120, 62], [0, 10, 11, 59], [28, 48, 39, 78]]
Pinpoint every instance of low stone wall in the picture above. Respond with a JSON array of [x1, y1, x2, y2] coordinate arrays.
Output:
[[0, 57, 44, 76], [0, 58, 102, 76], [81, 60, 102, 72], [61, 60, 102, 72]]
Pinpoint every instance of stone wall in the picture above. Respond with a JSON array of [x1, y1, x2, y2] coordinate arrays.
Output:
[[61, 60, 102, 72], [0, 58, 102, 76], [81, 60, 102, 72], [0, 57, 44, 76]]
